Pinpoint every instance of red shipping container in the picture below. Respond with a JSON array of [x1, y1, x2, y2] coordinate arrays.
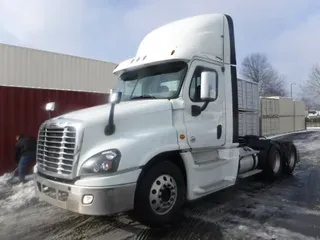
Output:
[[0, 86, 108, 175]]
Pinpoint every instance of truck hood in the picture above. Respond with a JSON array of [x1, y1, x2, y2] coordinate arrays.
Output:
[[55, 99, 173, 126]]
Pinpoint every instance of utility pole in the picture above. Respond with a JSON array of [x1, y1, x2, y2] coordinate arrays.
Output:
[[290, 83, 296, 98]]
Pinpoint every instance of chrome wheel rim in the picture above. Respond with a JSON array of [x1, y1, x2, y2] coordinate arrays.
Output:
[[272, 151, 281, 173], [149, 174, 178, 215]]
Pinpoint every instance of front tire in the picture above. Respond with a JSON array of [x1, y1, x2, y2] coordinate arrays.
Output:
[[133, 161, 186, 227]]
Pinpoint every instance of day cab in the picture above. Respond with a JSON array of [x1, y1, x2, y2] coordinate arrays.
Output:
[[33, 13, 299, 227]]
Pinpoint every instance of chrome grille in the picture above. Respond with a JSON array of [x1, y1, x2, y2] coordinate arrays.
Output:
[[37, 125, 77, 177]]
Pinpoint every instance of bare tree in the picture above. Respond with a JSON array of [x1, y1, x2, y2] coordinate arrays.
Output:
[[240, 52, 287, 97], [299, 96, 316, 110], [301, 64, 320, 100]]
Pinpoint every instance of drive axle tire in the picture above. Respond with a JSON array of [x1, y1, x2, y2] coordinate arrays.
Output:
[[133, 161, 186, 227], [264, 143, 283, 180], [283, 143, 298, 175]]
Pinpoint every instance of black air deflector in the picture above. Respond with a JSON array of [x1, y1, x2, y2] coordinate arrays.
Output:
[[224, 14, 238, 143]]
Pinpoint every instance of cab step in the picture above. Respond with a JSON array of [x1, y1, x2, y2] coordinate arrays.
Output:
[[238, 169, 262, 179]]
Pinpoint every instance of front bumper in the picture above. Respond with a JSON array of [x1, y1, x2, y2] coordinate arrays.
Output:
[[34, 173, 136, 216]]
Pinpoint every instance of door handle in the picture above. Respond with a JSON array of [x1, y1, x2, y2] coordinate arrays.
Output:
[[190, 136, 196, 142], [217, 124, 222, 139]]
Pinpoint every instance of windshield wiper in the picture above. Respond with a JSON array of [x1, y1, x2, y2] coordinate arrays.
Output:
[[130, 95, 156, 100]]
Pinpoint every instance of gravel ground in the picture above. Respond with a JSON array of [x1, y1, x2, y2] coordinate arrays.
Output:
[[1, 130, 320, 240]]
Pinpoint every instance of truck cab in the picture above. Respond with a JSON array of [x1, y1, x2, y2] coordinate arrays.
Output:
[[33, 13, 299, 227]]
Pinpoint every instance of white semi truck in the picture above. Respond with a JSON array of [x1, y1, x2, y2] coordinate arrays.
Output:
[[34, 13, 299, 227]]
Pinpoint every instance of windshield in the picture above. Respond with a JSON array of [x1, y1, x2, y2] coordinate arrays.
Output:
[[114, 61, 188, 101]]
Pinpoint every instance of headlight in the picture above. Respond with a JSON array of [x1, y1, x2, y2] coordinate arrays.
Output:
[[80, 149, 121, 175], [33, 164, 38, 173]]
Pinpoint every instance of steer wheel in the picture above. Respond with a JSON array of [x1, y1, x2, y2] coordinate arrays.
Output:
[[133, 161, 186, 227]]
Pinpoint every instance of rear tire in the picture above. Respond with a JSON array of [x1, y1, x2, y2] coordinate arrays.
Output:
[[133, 161, 186, 227], [263, 143, 283, 180], [283, 143, 297, 175]]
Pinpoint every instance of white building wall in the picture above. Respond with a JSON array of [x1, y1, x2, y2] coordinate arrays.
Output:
[[0, 43, 118, 93]]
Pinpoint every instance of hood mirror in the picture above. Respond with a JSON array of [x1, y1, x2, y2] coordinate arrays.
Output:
[[105, 90, 122, 136], [109, 92, 122, 104]]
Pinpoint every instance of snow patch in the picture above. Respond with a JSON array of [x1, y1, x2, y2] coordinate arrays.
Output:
[[4, 181, 37, 210], [0, 172, 14, 187], [223, 216, 317, 240], [0, 173, 38, 216], [307, 127, 320, 130], [266, 130, 309, 139]]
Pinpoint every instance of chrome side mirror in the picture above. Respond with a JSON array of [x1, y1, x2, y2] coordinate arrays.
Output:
[[200, 71, 217, 100]]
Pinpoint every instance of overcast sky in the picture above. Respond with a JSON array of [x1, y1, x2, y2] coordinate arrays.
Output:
[[0, 0, 319, 98]]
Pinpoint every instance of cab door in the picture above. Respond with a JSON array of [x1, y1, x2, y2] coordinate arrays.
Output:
[[183, 59, 226, 156]]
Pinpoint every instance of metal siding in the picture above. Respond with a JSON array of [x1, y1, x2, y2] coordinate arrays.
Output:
[[295, 116, 306, 131], [279, 117, 295, 134], [259, 96, 306, 137], [270, 117, 280, 135], [260, 97, 279, 117], [278, 98, 294, 117], [238, 112, 259, 136], [261, 98, 268, 116], [0, 86, 108, 175], [263, 117, 271, 136], [260, 117, 281, 136], [237, 80, 244, 110], [0, 43, 118, 93], [294, 100, 306, 116], [261, 118, 268, 136], [237, 78, 259, 111], [238, 112, 244, 136]]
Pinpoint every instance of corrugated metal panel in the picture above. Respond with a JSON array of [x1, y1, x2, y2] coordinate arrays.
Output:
[[260, 97, 305, 136], [238, 112, 259, 136], [260, 97, 279, 117], [261, 118, 268, 136], [237, 78, 259, 111], [261, 98, 267, 116], [265, 118, 272, 136], [274, 99, 280, 116], [295, 116, 306, 131], [278, 98, 294, 117], [238, 112, 245, 136], [268, 99, 279, 116], [270, 118, 280, 135], [294, 101, 306, 116], [0, 86, 108, 175], [0, 43, 118, 93], [279, 117, 295, 134], [267, 99, 273, 116], [260, 96, 306, 136], [261, 117, 283, 136]]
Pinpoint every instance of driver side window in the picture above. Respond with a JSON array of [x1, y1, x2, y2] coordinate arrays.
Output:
[[189, 66, 218, 102]]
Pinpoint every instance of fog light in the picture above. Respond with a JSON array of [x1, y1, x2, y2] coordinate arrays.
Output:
[[82, 195, 94, 204]]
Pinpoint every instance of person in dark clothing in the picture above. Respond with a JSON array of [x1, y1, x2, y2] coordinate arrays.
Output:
[[15, 134, 37, 182]]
